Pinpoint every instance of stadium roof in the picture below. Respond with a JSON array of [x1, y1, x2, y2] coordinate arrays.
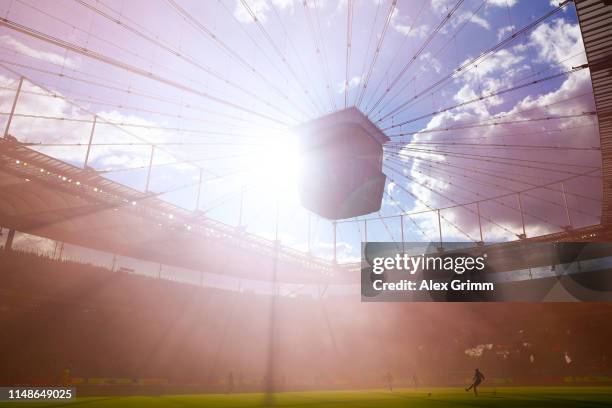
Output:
[[575, 0, 612, 224], [0, 138, 357, 284]]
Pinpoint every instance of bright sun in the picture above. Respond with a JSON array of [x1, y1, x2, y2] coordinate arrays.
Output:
[[240, 131, 301, 204]]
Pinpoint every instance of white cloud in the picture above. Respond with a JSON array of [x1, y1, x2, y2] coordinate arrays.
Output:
[[0, 35, 78, 69], [391, 7, 429, 38], [234, 0, 269, 23], [469, 49, 525, 78], [434, 0, 515, 13], [312, 240, 357, 263], [337, 0, 382, 9], [506, 67, 592, 119], [419, 52, 442, 74], [0, 75, 187, 174], [396, 19, 599, 243], [488, 0, 517, 6], [530, 18, 586, 70], [454, 48, 526, 106], [233, 0, 294, 24], [336, 75, 361, 93], [467, 14, 490, 30], [454, 83, 478, 104], [431, 0, 453, 13], [455, 12, 490, 30], [497, 24, 515, 41], [395, 23, 429, 38]]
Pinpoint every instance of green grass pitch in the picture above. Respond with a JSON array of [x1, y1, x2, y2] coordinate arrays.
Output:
[[3, 387, 612, 407]]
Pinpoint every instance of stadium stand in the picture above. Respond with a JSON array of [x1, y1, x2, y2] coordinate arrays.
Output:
[[1, 250, 611, 395]]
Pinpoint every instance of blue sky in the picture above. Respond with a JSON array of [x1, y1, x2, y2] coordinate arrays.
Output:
[[0, 0, 601, 263]]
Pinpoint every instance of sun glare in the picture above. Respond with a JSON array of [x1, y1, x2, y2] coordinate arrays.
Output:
[[241, 131, 301, 204]]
